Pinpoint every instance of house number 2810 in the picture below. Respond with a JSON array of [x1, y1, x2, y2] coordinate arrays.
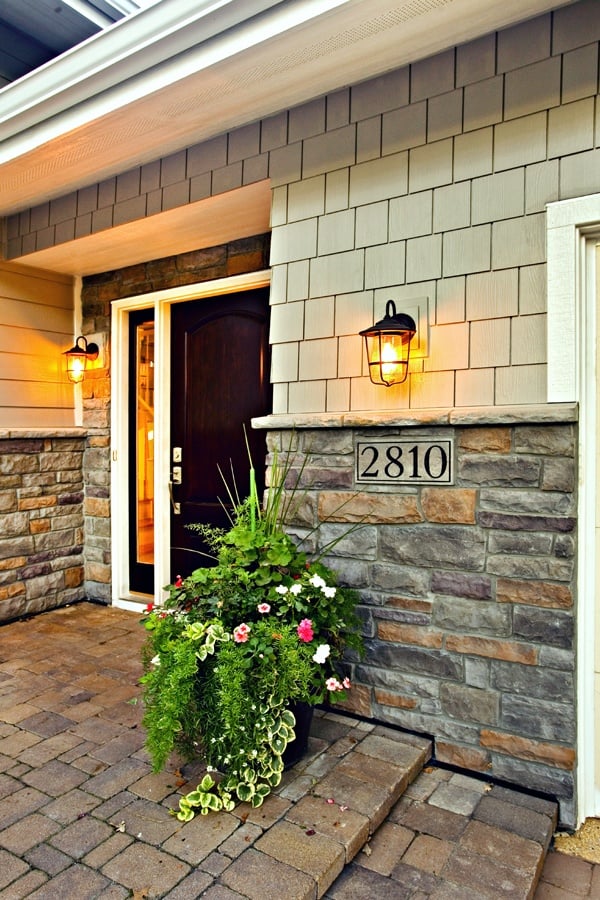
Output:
[[355, 439, 453, 485]]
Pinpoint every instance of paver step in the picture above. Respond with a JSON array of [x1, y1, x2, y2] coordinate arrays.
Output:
[[179, 708, 557, 900], [191, 709, 433, 899]]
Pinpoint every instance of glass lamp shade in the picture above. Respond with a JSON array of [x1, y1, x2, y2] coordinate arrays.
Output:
[[360, 302, 416, 386], [63, 336, 98, 384]]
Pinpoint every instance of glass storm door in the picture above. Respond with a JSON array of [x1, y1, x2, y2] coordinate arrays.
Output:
[[128, 309, 155, 594]]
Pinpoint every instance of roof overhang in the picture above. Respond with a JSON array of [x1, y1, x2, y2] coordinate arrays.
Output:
[[0, 0, 577, 215], [0, 0, 576, 274]]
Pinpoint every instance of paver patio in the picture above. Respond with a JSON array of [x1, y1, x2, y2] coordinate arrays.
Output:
[[0, 602, 595, 898]]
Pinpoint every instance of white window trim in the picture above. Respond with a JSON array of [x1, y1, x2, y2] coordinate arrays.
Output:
[[547, 193, 600, 825], [110, 269, 270, 611]]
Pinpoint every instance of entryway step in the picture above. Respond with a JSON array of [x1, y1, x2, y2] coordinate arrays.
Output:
[[187, 709, 433, 899], [176, 709, 557, 899], [323, 753, 559, 900]]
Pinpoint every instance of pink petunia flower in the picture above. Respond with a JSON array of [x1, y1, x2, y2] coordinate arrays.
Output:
[[257, 603, 271, 614], [342, 677, 351, 690], [233, 623, 251, 643], [297, 619, 314, 642], [326, 677, 344, 692]]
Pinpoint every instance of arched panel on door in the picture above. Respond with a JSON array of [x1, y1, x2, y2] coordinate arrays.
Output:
[[170, 288, 271, 577]]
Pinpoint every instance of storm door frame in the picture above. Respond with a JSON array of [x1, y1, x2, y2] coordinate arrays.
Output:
[[110, 270, 271, 610]]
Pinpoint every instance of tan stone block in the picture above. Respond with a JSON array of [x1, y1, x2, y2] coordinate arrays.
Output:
[[458, 427, 512, 452], [87, 436, 110, 447], [445, 635, 538, 665], [421, 488, 476, 524], [89, 377, 111, 400], [0, 556, 26, 570], [374, 689, 418, 710], [84, 497, 110, 518], [0, 582, 26, 600], [378, 622, 443, 649], [386, 596, 432, 614], [496, 578, 572, 609], [0, 493, 16, 512], [335, 684, 372, 718], [318, 491, 422, 524], [18, 496, 57, 510], [480, 729, 575, 769], [29, 519, 51, 534], [435, 740, 491, 772], [86, 563, 111, 584], [65, 566, 84, 588]]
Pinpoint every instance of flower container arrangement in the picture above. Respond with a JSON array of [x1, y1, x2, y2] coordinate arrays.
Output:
[[140, 447, 363, 819]]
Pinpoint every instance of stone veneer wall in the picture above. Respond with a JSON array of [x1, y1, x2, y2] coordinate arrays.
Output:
[[263, 414, 578, 826], [0, 432, 86, 622], [80, 234, 271, 601]]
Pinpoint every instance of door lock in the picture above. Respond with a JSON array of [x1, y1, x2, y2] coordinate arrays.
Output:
[[173, 447, 182, 463], [172, 466, 182, 484]]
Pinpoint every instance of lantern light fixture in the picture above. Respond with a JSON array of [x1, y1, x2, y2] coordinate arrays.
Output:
[[360, 300, 416, 386], [63, 335, 99, 384]]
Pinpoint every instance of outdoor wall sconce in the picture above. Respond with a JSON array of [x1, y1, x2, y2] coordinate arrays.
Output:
[[360, 300, 416, 386], [63, 335, 99, 384]]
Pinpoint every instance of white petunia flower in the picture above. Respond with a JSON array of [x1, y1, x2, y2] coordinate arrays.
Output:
[[289, 583, 302, 595], [275, 584, 288, 595], [150, 655, 161, 667], [309, 574, 326, 589], [312, 643, 331, 664], [322, 585, 336, 598]]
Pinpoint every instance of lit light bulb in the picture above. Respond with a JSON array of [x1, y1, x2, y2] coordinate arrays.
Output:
[[380, 340, 401, 380], [69, 358, 85, 383]]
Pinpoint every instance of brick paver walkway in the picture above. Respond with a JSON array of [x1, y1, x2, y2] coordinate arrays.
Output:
[[0, 602, 594, 898]]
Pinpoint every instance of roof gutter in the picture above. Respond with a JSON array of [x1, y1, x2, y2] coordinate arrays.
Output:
[[0, 0, 350, 160]]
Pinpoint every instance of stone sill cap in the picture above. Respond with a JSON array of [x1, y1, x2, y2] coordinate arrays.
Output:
[[0, 427, 88, 439], [252, 403, 578, 430]]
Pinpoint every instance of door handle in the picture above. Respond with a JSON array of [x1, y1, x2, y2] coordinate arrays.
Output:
[[168, 481, 181, 515], [172, 465, 182, 484]]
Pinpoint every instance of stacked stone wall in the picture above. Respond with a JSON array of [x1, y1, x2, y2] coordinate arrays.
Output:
[[0, 434, 86, 622], [80, 234, 271, 600], [267, 421, 577, 825]]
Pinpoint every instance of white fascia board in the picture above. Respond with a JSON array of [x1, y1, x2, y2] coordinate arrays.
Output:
[[0, 0, 350, 159]]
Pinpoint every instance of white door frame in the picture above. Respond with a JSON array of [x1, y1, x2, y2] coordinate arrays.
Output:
[[110, 270, 271, 611], [547, 193, 600, 825]]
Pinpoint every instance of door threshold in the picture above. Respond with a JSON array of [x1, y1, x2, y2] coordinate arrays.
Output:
[[113, 594, 154, 612]]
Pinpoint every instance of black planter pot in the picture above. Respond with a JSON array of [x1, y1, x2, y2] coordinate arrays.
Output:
[[282, 701, 314, 769]]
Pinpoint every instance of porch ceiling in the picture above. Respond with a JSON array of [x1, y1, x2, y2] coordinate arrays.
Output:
[[1, 0, 576, 276], [15, 182, 272, 277]]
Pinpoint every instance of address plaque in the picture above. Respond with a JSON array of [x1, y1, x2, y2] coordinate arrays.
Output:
[[355, 438, 454, 486]]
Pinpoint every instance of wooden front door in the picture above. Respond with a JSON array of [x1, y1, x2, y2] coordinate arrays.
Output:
[[169, 289, 271, 578]]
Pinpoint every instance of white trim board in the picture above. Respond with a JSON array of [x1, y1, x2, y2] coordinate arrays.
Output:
[[547, 193, 600, 826]]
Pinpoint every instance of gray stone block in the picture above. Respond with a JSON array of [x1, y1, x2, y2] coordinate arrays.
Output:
[[379, 525, 486, 571], [440, 683, 499, 724], [500, 695, 575, 742], [433, 597, 511, 637], [364, 641, 463, 680], [491, 660, 574, 703], [431, 571, 492, 600], [512, 606, 574, 649]]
